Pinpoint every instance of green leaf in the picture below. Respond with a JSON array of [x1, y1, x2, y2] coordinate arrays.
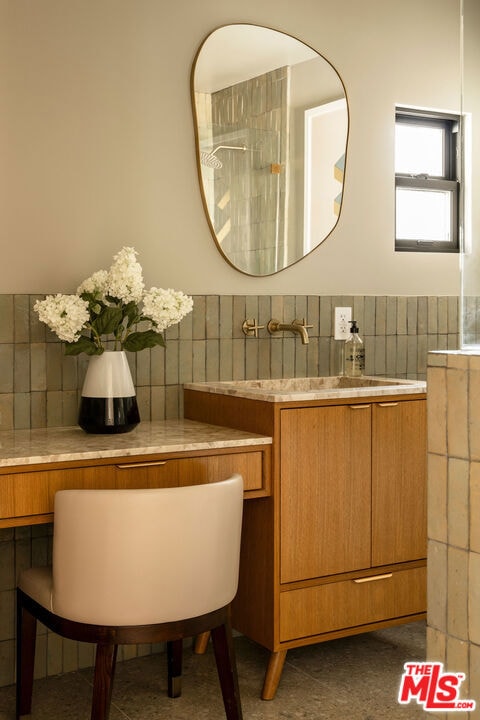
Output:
[[123, 330, 165, 352], [64, 336, 102, 356], [124, 301, 140, 328], [80, 293, 105, 314], [92, 306, 124, 336]]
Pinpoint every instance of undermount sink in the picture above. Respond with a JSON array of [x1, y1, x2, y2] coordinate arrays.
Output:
[[184, 376, 427, 402]]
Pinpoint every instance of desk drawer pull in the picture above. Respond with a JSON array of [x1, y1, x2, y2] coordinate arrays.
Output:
[[116, 461, 167, 469], [353, 573, 393, 584]]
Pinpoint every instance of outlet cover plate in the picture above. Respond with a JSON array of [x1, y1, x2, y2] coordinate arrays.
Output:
[[334, 306, 352, 340]]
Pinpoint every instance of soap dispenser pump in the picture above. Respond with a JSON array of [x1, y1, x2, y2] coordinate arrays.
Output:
[[344, 320, 365, 377]]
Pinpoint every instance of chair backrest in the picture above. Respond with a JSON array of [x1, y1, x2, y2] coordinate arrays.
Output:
[[51, 474, 244, 626]]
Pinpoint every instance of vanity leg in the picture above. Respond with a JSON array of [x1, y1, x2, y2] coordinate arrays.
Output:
[[194, 631, 211, 654], [261, 650, 287, 700]]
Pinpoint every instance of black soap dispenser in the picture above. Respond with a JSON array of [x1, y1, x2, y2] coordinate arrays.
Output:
[[344, 320, 365, 377]]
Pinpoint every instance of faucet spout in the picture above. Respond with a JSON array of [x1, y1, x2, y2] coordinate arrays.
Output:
[[267, 318, 313, 345]]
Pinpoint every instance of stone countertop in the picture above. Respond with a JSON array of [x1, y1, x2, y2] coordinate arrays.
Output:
[[0, 420, 272, 468], [184, 376, 427, 403]]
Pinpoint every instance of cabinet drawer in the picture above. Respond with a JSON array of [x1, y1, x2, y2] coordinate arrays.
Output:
[[0, 470, 50, 518], [0, 466, 117, 519], [0, 449, 267, 526], [280, 566, 426, 641], [115, 451, 266, 493]]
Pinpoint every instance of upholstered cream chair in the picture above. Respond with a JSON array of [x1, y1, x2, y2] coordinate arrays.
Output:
[[16, 475, 244, 720]]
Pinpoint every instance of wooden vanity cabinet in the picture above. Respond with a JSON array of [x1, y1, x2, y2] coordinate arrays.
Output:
[[184, 390, 427, 700]]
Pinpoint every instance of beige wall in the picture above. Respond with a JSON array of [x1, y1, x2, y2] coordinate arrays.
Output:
[[1, 0, 461, 296]]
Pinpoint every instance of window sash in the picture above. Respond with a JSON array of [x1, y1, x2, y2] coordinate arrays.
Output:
[[395, 113, 457, 181], [395, 109, 459, 253], [395, 178, 458, 252]]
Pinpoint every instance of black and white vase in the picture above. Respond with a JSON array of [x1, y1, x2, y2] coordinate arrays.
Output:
[[78, 351, 140, 434]]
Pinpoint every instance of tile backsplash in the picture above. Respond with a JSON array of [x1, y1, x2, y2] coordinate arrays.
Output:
[[0, 294, 459, 432]]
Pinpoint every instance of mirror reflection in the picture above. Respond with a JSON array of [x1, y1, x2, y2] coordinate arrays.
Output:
[[191, 24, 349, 276]]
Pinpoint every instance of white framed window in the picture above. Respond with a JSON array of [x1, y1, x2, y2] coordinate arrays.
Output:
[[395, 107, 460, 253]]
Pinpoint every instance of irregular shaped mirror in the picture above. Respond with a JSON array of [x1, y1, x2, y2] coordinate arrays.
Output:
[[191, 24, 349, 276]]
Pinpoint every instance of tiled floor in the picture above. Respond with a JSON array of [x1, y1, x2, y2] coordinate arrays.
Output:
[[0, 621, 427, 719]]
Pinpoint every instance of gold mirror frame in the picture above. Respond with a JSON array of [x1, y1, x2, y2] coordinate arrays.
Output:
[[191, 23, 349, 276]]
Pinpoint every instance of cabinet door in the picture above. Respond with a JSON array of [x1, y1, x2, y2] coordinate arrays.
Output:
[[371, 400, 427, 566], [280, 405, 371, 583]]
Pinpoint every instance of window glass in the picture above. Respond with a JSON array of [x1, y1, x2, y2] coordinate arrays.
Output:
[[395, 124, 444, 176], [396, 187, 452, 242]]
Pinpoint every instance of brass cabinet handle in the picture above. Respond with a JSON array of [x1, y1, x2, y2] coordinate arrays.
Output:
[[349, 404, 370, 409], [353, 573, 393, 584], [378, 402, 399, 407], [116, 461, 167, 469]]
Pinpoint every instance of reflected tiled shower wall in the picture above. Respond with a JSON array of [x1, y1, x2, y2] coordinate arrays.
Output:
[[202, 66, 290, 275], [0, 293, 459, 432], [0, 292, 459, 687]]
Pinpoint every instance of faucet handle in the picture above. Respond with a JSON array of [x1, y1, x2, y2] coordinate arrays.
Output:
[[295, 318, 313, 330], [242, 318, 265, 338]]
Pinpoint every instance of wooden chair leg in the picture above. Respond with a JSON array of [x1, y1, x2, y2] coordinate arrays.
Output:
[[16, 590, 37, 719], [167, 639, 183, 698], [211, 620, 243, 720], [194, 631, 211, 654], [91, 643, 117, 720]]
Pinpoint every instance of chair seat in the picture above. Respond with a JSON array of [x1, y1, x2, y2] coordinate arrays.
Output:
[[18, 567, 53, 614]]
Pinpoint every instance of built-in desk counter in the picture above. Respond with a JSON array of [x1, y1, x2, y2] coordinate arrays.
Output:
[[0, 420, 272, 528]]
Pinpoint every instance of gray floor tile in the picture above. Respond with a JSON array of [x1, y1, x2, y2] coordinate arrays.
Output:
[[0, 621, 427, 719]]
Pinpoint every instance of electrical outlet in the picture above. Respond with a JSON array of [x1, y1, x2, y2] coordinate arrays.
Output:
[[334, 306, 352, 340]]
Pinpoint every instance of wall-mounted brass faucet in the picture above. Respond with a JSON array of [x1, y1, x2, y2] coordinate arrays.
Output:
[[267, 318, 313, 345]]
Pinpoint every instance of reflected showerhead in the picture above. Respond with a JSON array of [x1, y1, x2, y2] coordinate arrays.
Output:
[[200, 151, 223, 169], [200, 144, 248, 169]]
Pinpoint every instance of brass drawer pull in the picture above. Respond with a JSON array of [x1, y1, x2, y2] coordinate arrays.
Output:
[[378, 402, 399, 407], [349, 404, 370, 410], [353, 573, 393, 584], [116, 461, 168, 469]]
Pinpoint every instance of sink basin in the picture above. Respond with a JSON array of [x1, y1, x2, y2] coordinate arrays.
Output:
[[184, 376, 427, 402], [228, 376, 405, 391]]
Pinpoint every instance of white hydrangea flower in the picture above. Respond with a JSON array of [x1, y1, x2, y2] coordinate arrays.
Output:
[[105, 246, 144, 303], [77, 269, 108, 296], [142, 287, 193, 331], [34, 294, 89, 343], [34, 247, 191, 353]]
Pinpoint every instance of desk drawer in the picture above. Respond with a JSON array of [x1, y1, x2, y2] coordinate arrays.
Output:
[[0, 448, 268, 526], [279, 566, 426, 641], [0, 466, 117, 519], [114, 451, 265, 492]]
